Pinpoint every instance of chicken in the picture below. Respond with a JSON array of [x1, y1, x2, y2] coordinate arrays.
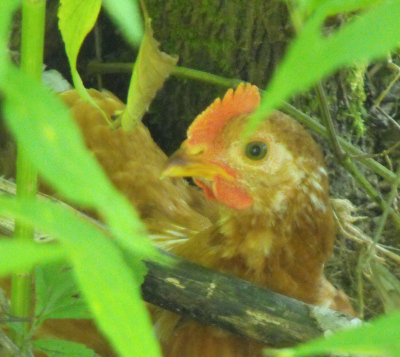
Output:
[[58, 89, 214, 237], [2, 84, 355, 357], [154, 83, 356, 356], [54, 84, 356, 356]]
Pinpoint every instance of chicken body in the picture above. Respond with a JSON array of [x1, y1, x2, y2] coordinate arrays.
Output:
[[156, 84, 355, 356], [2, 85, 353, 356]]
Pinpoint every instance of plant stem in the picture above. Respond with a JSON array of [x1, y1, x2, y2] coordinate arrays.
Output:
[[11, 0, 45, 351], [356, 163, 400, 317], [87, 61, 396, 184], [87, 61, 244, 88], [314, 82, 345, 162], [280, 102, 396, 183], [312, 81, 400, 228], [88, 59, 400, 226], [366, 163, 400, 262]]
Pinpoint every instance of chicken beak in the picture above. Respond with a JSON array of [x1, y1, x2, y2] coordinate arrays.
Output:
[[161, 145, 234, 181]]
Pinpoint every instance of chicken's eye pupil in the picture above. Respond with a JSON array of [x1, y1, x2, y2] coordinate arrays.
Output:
[[245, 141, 268, 160]]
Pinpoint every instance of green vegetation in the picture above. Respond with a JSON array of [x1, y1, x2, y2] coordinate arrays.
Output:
[[1, 0, 400, 356]]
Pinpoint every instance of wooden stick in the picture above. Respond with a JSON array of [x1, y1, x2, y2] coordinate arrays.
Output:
[[0, 177, 361, 348]]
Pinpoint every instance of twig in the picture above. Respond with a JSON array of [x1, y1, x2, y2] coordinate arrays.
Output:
[[334, 210, 400, 265], [311, 83, 399, 231], [0, 327, 28, 357], [87, 61, 244, 88], [93, 23, 103, 90], [172, 66, 244, 88], [279, 103, 396, 184], [350, 140, 400, 160], [372, 65, 400, 108], [356, 163, 400, 317], [366, 164, 400, 263], [315, 82, 345, 162], [374, 106, 400, 133], [356, 248, 366, 318]]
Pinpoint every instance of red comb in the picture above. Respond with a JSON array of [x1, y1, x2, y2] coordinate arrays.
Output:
[[186, 83, 260, 146]]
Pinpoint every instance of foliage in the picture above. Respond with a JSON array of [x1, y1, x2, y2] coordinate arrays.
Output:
[[34, 339, 97, 357], [261, 0, 400, 356], [1, 0, 400, 357], [250, 0, 400, 131], [120, 1, 178, 132], [273, 310, 400, 357], [0, 0, 161, 356]]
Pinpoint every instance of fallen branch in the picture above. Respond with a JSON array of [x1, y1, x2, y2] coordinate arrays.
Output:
[[0, 177, 361, 348]]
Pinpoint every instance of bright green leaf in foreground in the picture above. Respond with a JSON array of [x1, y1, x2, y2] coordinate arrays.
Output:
[[272, 310, 400, 357], [102, 0, 143, 45], [252, 1, 400, 129], [0, 63, 156, 262], [34, 339, 96, 357], [0, 195, 162, 357], [0, 240, 65, 276]]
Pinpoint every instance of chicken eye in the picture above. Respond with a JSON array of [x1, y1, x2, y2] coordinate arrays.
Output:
[[244, 141, 268, 160]]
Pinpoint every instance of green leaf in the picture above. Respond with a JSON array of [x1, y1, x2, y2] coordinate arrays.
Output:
[[0, 63, 156, 262], [58, 0, 106, 117], [33, 339, 96, 357], [0, 1, 20, 71], [252, 1, 400, 130], [276, 310, 400, 357], [102, 0, 143, 46], [35, 263, 91, 321], [121, 2, 178, 132], [0, 196, 162, 357], [0, 240, 65, 276]]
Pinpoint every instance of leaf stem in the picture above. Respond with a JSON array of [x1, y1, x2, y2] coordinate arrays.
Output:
[[87, 61, 396, 184], [87, 60, 244, 88], [87, 60, 400, 227], [11, 0, 45, 351]]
